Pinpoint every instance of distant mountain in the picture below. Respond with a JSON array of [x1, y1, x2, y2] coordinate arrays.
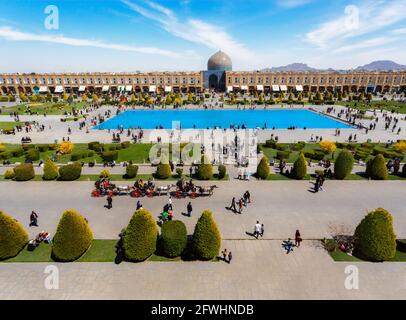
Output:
[[261, 63, 319, 72], [260, 60, 406, 72], [355, 60, 406, 71]]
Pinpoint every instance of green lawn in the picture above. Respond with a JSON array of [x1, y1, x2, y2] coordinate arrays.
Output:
[[336, 100, 406, 114], [259, 173, 405, 181], [1, 102, 89, 115], [0, 122, 26, 130], [2, 239, 214, 263], [1, 143, 152, 164], [260, 142, 406, 164], [327, 240, 406, 262]]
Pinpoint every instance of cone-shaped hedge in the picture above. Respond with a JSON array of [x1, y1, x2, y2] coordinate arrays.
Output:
[[256, 156, 270, 179], [197, 155, 213, 180], [291, 153, 307, 179], [334, 150, 354, 180], [192, 210, 221, 260], [0, 211, 29, 260], [353, 208, 396, 261], [155, 155, 171, 179], [52, 210, 93, 262], [43, 158, 59, 180], [123, 208, 158, 261], [160, 220, 187, 258], [366, 154, 388, 180]]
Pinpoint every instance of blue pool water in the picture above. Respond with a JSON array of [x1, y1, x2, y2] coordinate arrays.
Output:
[[94, 109, 351, 130]]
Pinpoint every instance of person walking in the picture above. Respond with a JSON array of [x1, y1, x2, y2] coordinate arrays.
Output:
[[295, 230, 302, 247], [260, 224, 264, 237], [136, 200, 142, 210], [229, 197, 237, 213], [228, 251, 232, 264], [187, 202, 193, 217], [245, 190, 251, 204], [238, 198, 243, 214], [29, 211, 38, 227], [254, 221, 261, 239], [168, 196, 173, 211], [221, 249, 228, 262], [106, 194, 113, 209]]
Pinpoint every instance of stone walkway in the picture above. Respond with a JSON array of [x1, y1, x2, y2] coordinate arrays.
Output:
[[1, 180, 405, 240], [1, 240, 405, 299]]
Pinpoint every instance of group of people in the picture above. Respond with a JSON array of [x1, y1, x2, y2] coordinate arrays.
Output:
[[314, 174, 325, 193], [282, 230, 302, 254], [228, 191, 251, 214]]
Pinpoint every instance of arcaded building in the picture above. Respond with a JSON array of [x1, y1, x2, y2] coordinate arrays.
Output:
[[1, 51, 406, 95]]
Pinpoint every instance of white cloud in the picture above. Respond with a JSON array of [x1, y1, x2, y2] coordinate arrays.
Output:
[[391, 28, 406, 35], [305, 0, 406, 49], [332, 37, 398, 53], [0, 26, 183, 58], [121, 0, 256, 65]]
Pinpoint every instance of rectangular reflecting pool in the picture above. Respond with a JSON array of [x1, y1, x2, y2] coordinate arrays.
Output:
[[94, 109, 352, 130]]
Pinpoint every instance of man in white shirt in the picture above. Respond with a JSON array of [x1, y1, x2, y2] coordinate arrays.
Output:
[[254, 221, 262, 239], [168, 196, 173, 211]]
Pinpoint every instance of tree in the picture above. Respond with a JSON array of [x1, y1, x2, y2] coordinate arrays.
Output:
[[353, 208, 396, 261], [123, 209, 158, 261], [315, 91, 322, 101], [0, 211, 28, 260], [192, 210, 221, 260], [81, 94, 88, 102], [366, 154, 388, 180], [52, 210, 93, 262], [393, 140, 406, 153], [197, 155, 213, 180], [13, 163, 35, 181], [334, 150, 354, 180], [92, 93, 99, 102], [155, 155, 172, 179], [43, 158, 59, 180], [256, 156, 270, 179], [160, 220, 187, 258], [291, 153, 307, 179], [59, 141, 74, 155], [319, 140, 336, 154]]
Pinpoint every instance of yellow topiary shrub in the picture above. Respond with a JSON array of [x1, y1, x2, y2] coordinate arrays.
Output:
[[393, 140, 406, 153], [319, 140, 336, 154], [59, 141, 74, 155], [100, 169, 110, 178]]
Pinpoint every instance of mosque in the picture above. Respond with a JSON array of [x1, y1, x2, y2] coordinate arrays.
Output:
[[1, 51, 405, 95]]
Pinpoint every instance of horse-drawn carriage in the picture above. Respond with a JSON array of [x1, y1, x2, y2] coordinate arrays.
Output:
[[173, 178, 217, 199]]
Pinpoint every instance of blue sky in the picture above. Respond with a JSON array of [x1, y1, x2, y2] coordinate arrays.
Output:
[[1, 0, 406, 72]]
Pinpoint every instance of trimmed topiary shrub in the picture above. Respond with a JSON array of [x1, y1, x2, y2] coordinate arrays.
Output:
[[218, 164, 226, 179], [121, 141, 130, 149], [11, 148, 24, 157], [366, 154, 388, 180], [0, 151, 12, 160], [70, 152, 87, 161], [160, 220, 187, 258], [43, 158, 59, 180], [25, 148, 40, 161], [276, 150, 290, 161], [13, 163, 35, 181], [125, 164, 139, 178], [197, 155, 213, 180], [4, 169, 15, 179], [58, 162, 82, 181], [37, 144, 49, 152], [256, 156, 270, 179], [123, 208, 158, 262], [88, 141, 102, 151], [353, 208, 396, 261], [0, 211, 29, 260], [101, 151, 118, 162], [334, 150, 354, 180], [155, 156, 171, 179], [192, 210, 221, 260], [52, 210, 93, 262], [291, 153, 307, 179]]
